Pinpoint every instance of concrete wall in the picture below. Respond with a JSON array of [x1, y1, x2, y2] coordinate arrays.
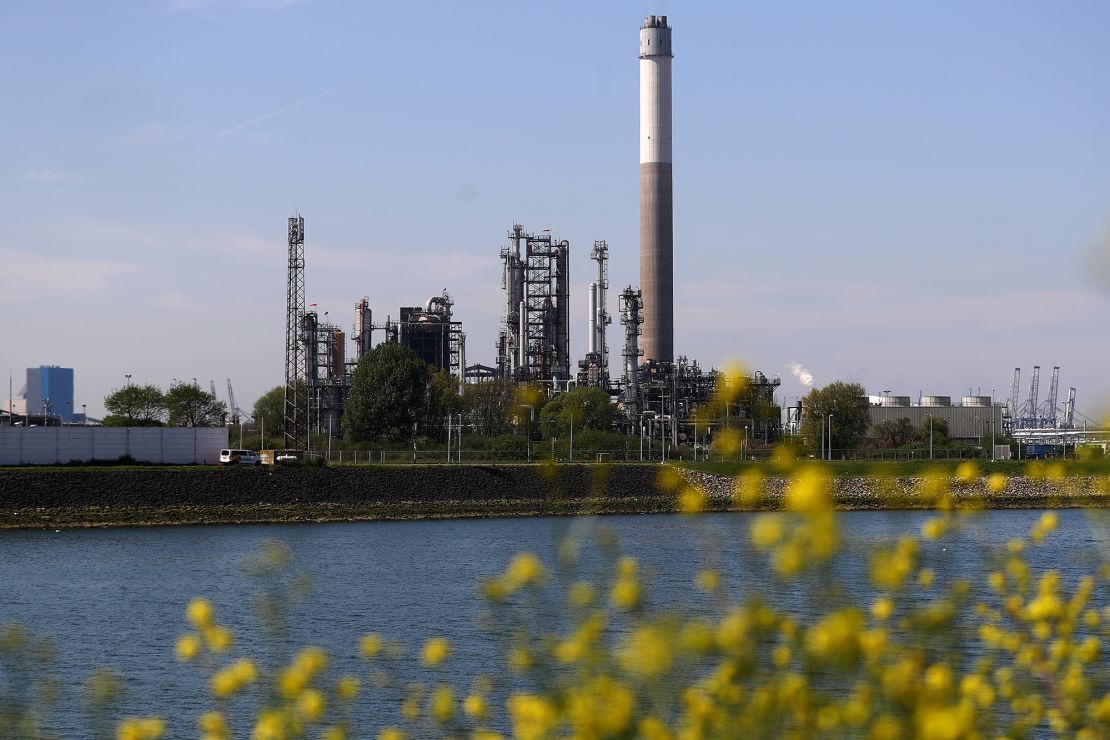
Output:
[[0, 427, 228, 466]]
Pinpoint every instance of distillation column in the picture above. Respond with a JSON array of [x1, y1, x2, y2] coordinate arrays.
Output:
[[639, 15, 673, 364]]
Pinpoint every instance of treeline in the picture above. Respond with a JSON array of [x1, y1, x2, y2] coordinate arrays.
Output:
[[250, 343, 621, 448], [102, 383, 226, 428]]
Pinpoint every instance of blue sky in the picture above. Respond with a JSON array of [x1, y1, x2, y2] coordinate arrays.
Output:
[[3, 0, 1109, 419]]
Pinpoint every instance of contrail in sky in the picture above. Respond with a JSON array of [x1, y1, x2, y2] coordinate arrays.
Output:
[[787, 362, 814, 387], [212, 82, 356, 139]]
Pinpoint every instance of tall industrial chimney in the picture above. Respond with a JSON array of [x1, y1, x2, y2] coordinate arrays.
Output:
[[639, 15, 673, 364]]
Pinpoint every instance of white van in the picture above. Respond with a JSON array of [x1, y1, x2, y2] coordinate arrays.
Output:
[[220, 449, 262, 466]]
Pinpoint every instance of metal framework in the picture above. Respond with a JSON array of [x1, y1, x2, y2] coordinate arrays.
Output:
[[579, 240, 612, 388], [283, 215, 306, 447], [618, 286, 644, 418], [497, 224, 570, 384]]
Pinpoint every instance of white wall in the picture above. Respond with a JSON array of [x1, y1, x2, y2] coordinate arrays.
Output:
[[0, 427, 228, 465]]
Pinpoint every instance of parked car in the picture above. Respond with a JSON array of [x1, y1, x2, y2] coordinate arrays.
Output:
[[220, 449, 262, 466]]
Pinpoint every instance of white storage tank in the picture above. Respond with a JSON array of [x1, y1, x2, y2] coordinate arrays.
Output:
[[920, 396, 952, 407], [881, 396, 911, 407], [961, 396, 991, 407]]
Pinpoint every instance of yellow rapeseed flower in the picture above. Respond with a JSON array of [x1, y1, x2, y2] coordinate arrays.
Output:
[[471, 730, 503, 740], [568, 581, 595, 607], [987, 473, 1007, 493], [337, 675, 360, 701], [251, 711, 286, 740], [198, 711, 229, 737], [359, 633, 382, 659], [116, 717, 166, 740], [657, 466, 684, 491], [203, 625, 233, 653], [186, 597, 214, 630], [695, 569, 720, 593], [464, 693, 488, 719], [956, 461, 978, 482], [175, 634, 200, 662], [610, 578, 640, 610], [619, 625, 673, 678], [507, 694, 558, 740], [431, 685, 455, 722], [871, 597, 894, 621], [296, 689, 326, 722], [504, 552, 544, 590], [378, 728, 405, 740], [918, 569, 935, 587], [321, 728, 346, 740], [422, 637, 450, 667], [784, 467, 832, 512], [678, 485, 707, 513], [921, 518, 946, 540], [750, 514, 784, 549], [294, 646, 328, 675]]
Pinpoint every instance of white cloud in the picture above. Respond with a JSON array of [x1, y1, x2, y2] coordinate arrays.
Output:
[[0, 249, 141, 303], [26, 169, 77, 184]]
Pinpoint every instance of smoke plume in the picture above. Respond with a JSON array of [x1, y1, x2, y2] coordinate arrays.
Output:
[[787, 362, 814, 387]]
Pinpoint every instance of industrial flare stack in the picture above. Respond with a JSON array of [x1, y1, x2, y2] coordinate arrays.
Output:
[[639, 14, 674, 364]]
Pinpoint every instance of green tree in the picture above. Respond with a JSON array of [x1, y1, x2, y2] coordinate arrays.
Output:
[[800, 381, 870, 454], [461, 380, 521, 437], [873, 417, 918, 448], [102, 384, 165, 426], [342, 343, 428, 443], [252, 385, 287, 437], [420, 369, 463, 442], [918, 417, 951, 448], [164, 382, 227, 427], [539, 387, 616, 439]]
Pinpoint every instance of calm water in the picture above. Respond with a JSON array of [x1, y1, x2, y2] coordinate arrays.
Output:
[[2, 510, 1110, 737]]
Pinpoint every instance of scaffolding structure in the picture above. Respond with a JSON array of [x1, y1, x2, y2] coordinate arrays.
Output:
[[283, 215, 306, 447], [497, 224, 570, 385]]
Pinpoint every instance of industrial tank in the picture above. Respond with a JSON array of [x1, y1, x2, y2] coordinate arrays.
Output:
[[920, 396, 952, 407]]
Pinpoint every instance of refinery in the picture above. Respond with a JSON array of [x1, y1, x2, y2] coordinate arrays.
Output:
[[267, 15, 1100, 455]]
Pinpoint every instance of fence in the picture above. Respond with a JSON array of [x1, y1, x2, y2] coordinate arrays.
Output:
[[0, 427, 228, 466]]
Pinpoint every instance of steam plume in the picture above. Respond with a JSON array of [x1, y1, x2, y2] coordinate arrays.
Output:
[[787, 362, 814, 387]]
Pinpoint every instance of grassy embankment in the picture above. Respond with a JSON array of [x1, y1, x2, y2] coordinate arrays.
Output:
[[681, 457, 1110, 478]]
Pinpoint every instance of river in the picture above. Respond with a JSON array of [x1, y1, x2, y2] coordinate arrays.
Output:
[[2, 509, 1109, 737]]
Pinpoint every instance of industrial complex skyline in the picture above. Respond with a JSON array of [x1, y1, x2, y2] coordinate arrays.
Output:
[[3, 1, 1109, 418]]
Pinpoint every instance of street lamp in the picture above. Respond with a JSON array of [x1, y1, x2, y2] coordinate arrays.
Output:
[[82, 404, 86, 425], [828, 414, 833, 462], [125, 374, 132, 387], [523, 405, 534, 463], [639, 411, 656, 462], [927, 414, 934, 460]]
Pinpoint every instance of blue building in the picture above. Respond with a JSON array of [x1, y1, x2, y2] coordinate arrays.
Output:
[[25, 366, 75, 422]]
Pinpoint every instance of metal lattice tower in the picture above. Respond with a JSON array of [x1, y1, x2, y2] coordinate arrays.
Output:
[[283, 215, 306, 447]]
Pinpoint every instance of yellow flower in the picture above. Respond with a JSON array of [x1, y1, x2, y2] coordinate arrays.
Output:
[[378, 729, 405, 740], [657, 466, 684, 491], [431, 685, 455, 722], [918, 569, 935, 587], [750, 514, 784, 549], [175, 634, 200, 662], [337, 675, 360, 701], [619, 625, 673, 678], [294, 646, 328, 675], [955, 461, 978, 482], [203, 625, 233, 653], [617, 556, 637, 577], [359, 633, 382, 659], [568, 582, 595, 607], [279, 666, 309, 699], [471, 730, 503, 740], [422, 637, 450, 666], [695, 569, 720, 593], [321, 728, 346, 740], [678, 485, 707, 513], [504, 552, 544, 589], [507, 694, 557, 740], [987, 473, 1007, 493], [186, 597, 214, 629], [871, 597, 894, 621], [921, 518, 945, 540], [464, 693, 488, 719], [198, 712, 229, 737], [297, 689, 326, 722], [116, 717, 166, 740], [610, 578, 640, 610], [784, 468, 832, 512], [251, 711, 286, 740]]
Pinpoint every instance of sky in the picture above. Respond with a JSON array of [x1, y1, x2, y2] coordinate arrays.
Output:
[[2, 0, 1109, 420]]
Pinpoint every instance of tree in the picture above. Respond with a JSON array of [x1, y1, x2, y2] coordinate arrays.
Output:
[[420, 369, 463, 442], [102, 384, 165, 427], [873, 417, 918, 448], [252, 385, 286, 436], [461, 380, 519, 437], [539, 387, 616, 439], [164, 382, 227, 427], [342, 343, 428, 443], [918, 417, 950, 448], [800, 381, 870, 454]]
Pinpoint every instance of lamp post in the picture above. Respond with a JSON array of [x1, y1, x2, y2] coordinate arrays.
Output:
[[125, 374, 132, 387], [639, 411, 656, 462], [828, 414, 833, 462], [927, 414, 934, 460], [82, 404, 86, 425], [990, 389, 996, 462], [523, 405, 534, 463]]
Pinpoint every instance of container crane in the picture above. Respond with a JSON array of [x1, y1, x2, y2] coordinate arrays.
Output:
[[226, 378, 246, 425]]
